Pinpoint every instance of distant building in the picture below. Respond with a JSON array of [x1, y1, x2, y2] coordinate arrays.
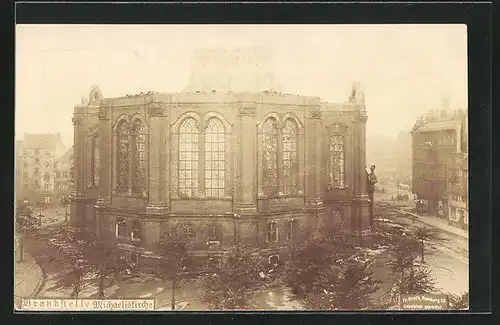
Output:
[[411, 109, 467, 218], [446, 152, 468, 228], [366, 135, 397, 185], [15, 133, 67, 205], [54, 146, 74, 203], [15, 140, 24, 203]]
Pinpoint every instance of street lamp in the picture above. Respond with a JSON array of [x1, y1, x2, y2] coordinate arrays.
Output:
[[395, 172, 400, 208], [64, 197, 69, 224]]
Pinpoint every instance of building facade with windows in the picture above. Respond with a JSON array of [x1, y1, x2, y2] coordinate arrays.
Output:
[[15, 133, 67, 205], [70, 48, 371, 267], [446, 152, 468, 228], [15, 140, 24, 203], [54, 146, 74, 204], [411, 109, 467, 217], [70, 84, 372, 267]]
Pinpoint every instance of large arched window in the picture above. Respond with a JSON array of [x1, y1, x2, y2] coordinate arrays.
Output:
[[91, 135, 100, 187], [116, 121, 130, 193], [205, 118, 225, 197], [132, 119, 147, 195], [179, 118, 199, 197], [262, 117, 279, 196], [329, 135, 345, 188], [282, 119, 298, 195]]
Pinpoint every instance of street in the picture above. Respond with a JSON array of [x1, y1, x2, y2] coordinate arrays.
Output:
[[18, 199, 468, 309], [373, 185, 469, 297], [24, 223, 303, 310], [392, 212, 468, 296]]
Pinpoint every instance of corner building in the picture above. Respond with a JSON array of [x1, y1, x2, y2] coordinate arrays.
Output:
[[70, 84, 371, 268]]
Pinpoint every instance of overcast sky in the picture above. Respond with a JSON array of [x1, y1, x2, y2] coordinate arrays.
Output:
[[16, 24, 468, 147]]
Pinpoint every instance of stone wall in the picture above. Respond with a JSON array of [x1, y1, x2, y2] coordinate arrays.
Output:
[[72, 88, 369, 262]]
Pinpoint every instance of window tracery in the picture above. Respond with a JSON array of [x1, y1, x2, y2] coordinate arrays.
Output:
[[205, 118, 225, 197], [179, 118, 199, 197], [262, 117, 279, 196], [282, 119, 298, 195], [132, 119, 147, 195], [329, 135, 345, 188], [116, 121, 130, 193]]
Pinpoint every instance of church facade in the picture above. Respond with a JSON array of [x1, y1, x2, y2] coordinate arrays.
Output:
[[70, 86, 371, 268], [69, 48, 371, 267]]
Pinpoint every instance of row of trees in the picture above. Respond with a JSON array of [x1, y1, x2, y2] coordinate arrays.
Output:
[[15, 203, 41, 262], [48, 235, 133, 298], [45, 217, 468, 310], [375, 218, 469, 309]]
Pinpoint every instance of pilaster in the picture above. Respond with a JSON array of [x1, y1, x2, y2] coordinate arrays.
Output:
[[146, 101, 169, 215], [236, 105, 257, 215], [351, 113, 371, 237], [70, 113, 89, 236], [98, 105, 111, 202], [305, 109, 323, 209]]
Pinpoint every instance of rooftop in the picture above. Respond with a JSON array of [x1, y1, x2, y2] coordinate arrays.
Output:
[[23, 133, 63, 149], [413, 119, 463, 133]]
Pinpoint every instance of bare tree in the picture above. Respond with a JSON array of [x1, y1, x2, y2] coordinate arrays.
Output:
[[413, 226, 443, 263], [15, 203, 40, 262], [48, 233, 130, 298], [83, 238, 130, 298], [284, 233, 380, 310], [48, 242, 92, 298], [448, 291, 469, 310], [157, 228, 193, 310], [201, 241, 265, 310], [388, 239, 436, 300]]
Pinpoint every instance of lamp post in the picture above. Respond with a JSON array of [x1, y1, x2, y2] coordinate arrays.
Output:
[[38, 201, 42, 226], [396, 173, 400, 208], [64, 197, 69, 224]]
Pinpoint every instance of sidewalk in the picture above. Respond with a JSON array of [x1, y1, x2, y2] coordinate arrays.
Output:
[[14, 250, 44, 308], [397, 210, 468, 239]]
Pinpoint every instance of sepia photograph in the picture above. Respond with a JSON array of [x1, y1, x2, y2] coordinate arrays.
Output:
[[14, 24, 469, 311]]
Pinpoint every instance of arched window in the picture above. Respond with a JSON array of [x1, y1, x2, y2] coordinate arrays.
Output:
[[116, 121, 130, 193], [329, 135, 345, 188], [205, 118, 225, 197], [262, 117, 279, 196], [286, 218, 297, 241], [266, 220, 278, 243], [182, 223, 195, 240], [269, 254, 280, 266], [116, 218, 126, 238], [179, 118, 199, 197], [131, 119, 147, 195], [282, 119, 298, 195], [91, 135, 100, 187], [131, 220, 141, 242]]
